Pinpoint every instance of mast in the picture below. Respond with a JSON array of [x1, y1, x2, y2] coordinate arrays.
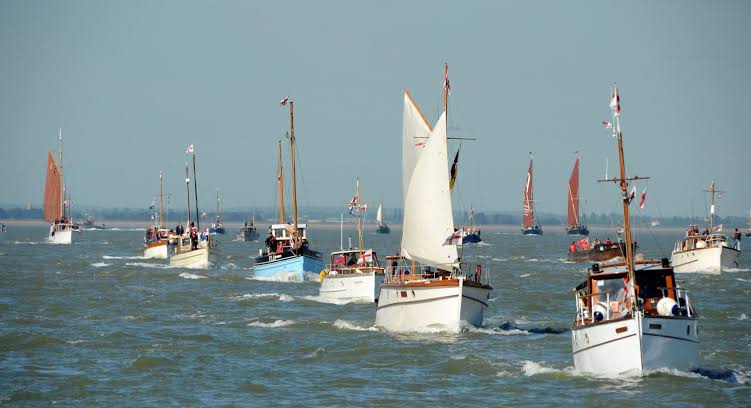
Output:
[[356, 178, 364, 258], [340, 213, 344, 250], [58, 128, 64, 220], [443, 63, 449, 126], [277, 140, 285, 224], [289, 100, 298, 230], [159, 170, 164, 227], [704, 181, 721, 233], [185, 160, 192, 229], [216, 189, 220, 223], [193, 154, 200, 231]]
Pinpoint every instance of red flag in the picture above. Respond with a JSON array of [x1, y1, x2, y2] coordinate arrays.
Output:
[[279, 96, 289, 106], [610, 83, 621, 115], [639, 187, 647, 209]]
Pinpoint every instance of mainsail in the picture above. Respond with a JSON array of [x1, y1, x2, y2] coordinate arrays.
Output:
[[401, 97, 457, 268], [567, 157, 580, 227], [522, 157, 535, 229], [376, 204, 383, 225], [43, 151, 62, 222]]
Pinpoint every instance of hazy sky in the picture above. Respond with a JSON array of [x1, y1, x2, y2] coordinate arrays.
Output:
[[1, 0, 749, 217]]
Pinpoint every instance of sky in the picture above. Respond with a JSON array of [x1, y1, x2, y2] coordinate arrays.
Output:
[[1, 0, 749, 218]]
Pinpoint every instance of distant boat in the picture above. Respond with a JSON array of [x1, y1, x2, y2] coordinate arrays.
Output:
[[168, 147, 217, 268], [375, 203, 390, 234], [650, 220, 661, 227], [670, 181, 740, 274], [0, 222, 6, 232], [571, 83, 698, 375], [566, 152, 589, 236], [746, 209, 751, 237], [80, 215, 106, 230], [375, 64, 492, 332], [237, 217, 260, 242], [44, 129, 74, 244], [319, 179, 385, 303], [521, 153, 542, 235], [567, 239, 637, 263], [209, 190, 225, 235], [144, 171, 169, 259], [460, 207, 482, 244], [252, 99, 324, 281]]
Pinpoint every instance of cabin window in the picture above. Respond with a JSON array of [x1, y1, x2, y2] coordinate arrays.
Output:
[[636, 272, 670, 300], [593, 278, 627, 303]]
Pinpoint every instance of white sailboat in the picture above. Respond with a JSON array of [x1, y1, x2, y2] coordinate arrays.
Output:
[[375, 64, 492, 332], [169, 146, 217, 268], [670, 181, 740, 273], [375, 203, 390, 234], [144, 171, 169, 259], [571, 84, 699, 375], [44, 129, 74, 244], [319, 179, 384, 303]]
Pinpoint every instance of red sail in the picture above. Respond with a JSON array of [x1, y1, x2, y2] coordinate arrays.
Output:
[[43, 151, 62, 222], [567, 158, 580, 227], [523, 158, 535, 228]]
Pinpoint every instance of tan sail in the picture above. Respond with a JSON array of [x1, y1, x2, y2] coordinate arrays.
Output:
[[567, 156, 580, 227], [43, 151, 62, 222]]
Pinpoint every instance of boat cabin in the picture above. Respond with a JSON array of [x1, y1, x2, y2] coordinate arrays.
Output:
[[574, 259, 695, 327], [269, 223, 308, 242], [145, 227, 169, 244], [674, 234, 728, 253], [329, 249, 380, 271]]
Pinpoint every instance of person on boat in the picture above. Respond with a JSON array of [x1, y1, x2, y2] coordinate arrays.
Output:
[[604, 238, 612, 246], [733, 228, 742, 250], [189, 222, 198, 250], [592, 238, 600, 247], [569, 242, 576, 253]]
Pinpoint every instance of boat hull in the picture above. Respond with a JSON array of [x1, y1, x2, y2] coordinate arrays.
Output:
[[143, 240, 169, 259], [48, 224, 74, 244], [572, 314, 699, 375], [568, 242, 636, 263], [522, 226, 543, 235], [461, 232, 482, 244], [169, 247, 216, 268], [237, 227, 259, 241], [253, 254, 325, 281], [376, 225, 391, 234], [671, 246, 739, 273], [319, 271, 385, 303], [375, 279, 491, 332], [209, 227, 225, 235], [567, 225, 590, 236]]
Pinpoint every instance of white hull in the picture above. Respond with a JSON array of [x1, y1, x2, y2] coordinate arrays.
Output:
[[143, 241, 169, 259], [319, 271, 384, 303], [169, 247, 216, 268], [572, 314, 699, 375], [375, 279, 491, 332], [48, 225, 73, 244], [671, 246, 739, 273]]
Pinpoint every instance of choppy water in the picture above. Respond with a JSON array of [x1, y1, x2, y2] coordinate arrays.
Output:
[[1, 224, 749, 406]]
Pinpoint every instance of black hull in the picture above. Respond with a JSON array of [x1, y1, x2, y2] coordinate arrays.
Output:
[[567, 225, 589, 236], [238, 227, 259, 242], [376, 225, 391, 234], [522, 226, 543, 235]]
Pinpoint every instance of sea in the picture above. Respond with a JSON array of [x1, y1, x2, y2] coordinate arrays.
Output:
[[1, 224, 749, 406]]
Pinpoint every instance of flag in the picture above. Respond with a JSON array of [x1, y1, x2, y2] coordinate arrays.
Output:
[[186, 144, 194, 153], [415, 142, 426, 148], [601, 121, 613, 129], [359, 204, 367, 212], [201, 212, 207, 218], [443, 70, 451, 95], [357, 249, 373, 265], [639, 187, 647, 209], [627, 186, 636, 204], [713, 224, 723, 233], [347, 194, 358, 215], [280, 96, 289, 106], [610, 83, 621, 115], [443, 229, 463, 246], [449, 148, 460, 191]]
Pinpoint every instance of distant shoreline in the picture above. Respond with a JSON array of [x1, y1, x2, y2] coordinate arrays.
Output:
[[3, 219, 689, 234]]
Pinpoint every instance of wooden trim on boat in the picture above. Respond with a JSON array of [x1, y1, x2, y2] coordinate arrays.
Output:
[[381, 279, 460, 289], [145, 240, 168, 250]]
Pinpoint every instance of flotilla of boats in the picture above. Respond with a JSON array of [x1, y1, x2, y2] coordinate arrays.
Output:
[[29, 66, 749, 377]]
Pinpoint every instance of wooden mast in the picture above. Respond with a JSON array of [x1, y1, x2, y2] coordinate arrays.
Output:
[[58, 128, 64, 220], [277, 140, 285, 224], [704, 181, 721, 233], [356, 178, 364, 258], [159, 170, 164, 227], [185, 160, 192, 230], [193, 153, 200, 231], [289, 100, 298, 231], [216, 189, 220, 224]]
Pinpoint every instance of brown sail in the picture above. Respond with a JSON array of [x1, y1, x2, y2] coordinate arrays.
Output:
[[522, 158, 535, 229], [43, 151, 62, 222], [567, 157, 580, 227]]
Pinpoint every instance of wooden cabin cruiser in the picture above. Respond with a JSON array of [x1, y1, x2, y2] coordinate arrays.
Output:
[[144, 226, 170, 259], [319, 249, 384, 303], [169, 232, 217, 268], [375, 65, 492, 332], [254, 223, 324, 281], [571, 83, 699, 375], [671, 181, 740, 273], [567, 239, 638, 263]]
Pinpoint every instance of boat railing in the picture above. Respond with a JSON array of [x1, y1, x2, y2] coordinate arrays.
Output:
[[574, 289, 629, 326], [382, 261, 490, 286]]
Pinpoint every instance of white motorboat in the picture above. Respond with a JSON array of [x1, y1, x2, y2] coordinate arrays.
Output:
[[320, 179, 384, 303], [571, 83, 699, 375], [375, 64, 492, 332], [44, 129, 75, 244], [143, 171, 169, 259], [671, 182, 740, 273]]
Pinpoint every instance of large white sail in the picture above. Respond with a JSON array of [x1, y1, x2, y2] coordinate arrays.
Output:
[[401, 110, 457, 267], [376, 204, 383, 225], [402, 91, 432, 201]]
